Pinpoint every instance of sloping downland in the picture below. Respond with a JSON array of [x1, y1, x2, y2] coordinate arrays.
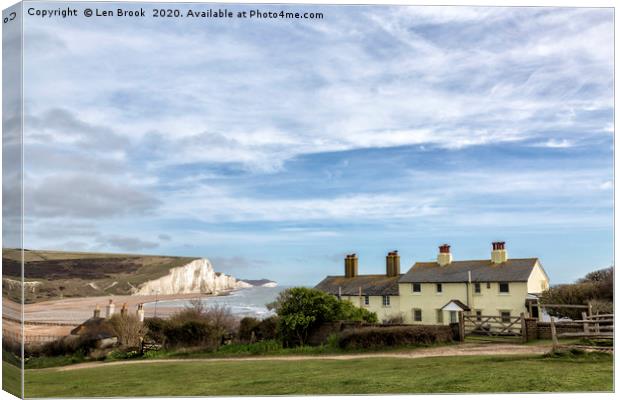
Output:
[[23, 353, 612, 396], [2, 249, 196, 303]]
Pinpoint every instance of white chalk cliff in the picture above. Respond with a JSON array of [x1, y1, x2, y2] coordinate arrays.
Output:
[[133, 258, 245, 296]]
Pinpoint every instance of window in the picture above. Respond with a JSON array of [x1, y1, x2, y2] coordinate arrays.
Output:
[[436, 309, 444, 323], [474, 282, 481, 293], [412, 283, 421, 293], [382, 295, 390, 306], [499, 282, 510, 293], [501, 311, 511, 323], [414, 309, 422, 322], [364, 295, 369, 305], [436, 283, 443, 293], [450, 311, 457, 323], [476, 310, 482, 322], [486, 282, 491, 289]]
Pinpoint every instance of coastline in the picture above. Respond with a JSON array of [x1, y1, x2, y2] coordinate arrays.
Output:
[[2, 290, 237, 340]]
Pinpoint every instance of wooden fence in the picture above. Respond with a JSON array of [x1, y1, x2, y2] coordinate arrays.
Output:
[[550, 313, 613, 340], [462, 313, 525, 341]]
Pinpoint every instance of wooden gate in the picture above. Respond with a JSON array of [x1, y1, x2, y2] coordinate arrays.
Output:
[[462, 313, 525, 342]]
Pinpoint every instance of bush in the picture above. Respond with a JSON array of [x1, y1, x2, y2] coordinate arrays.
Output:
[[338, 325, 453, 350], [151, 301, 237, 351], [109, 313, 146, 348], [163, 320, 219, 350], [541, 266, 614, 320], [238, 316, 279, 343], [272, 287, 378, 347], [28, 335, 98, 358], [144, 317, 169, 344]]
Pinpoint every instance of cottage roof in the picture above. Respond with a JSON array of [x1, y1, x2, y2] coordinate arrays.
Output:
[[70, 317, 116, 340], [399, 258, 539, 283], [314, 274, 402, 296]]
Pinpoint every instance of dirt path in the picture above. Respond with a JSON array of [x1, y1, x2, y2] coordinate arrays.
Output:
[[50, 343, 551, 372]]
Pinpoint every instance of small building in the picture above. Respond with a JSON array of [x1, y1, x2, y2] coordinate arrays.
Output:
[[70, 315, 117, 348], [315, 251, 403, 323], [315, 242, 550, 325]]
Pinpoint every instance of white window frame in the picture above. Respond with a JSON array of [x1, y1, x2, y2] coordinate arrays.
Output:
[[436, 283, 443, 294], [436, 309, 443, 323], [474, 282, 481, 294], [412, 283, 421, 294], [382, 295, 391, 307], [499, 282, 510, 294], [364, 295, 370, 306], [413, 308, 422, 322]]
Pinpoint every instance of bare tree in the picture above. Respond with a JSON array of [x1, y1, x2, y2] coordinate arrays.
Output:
[[109, 314, 147, 348]]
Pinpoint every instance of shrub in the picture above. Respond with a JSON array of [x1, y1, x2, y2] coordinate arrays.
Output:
[[163, 320, 219, 350], [29, 335, 98, 357], [158, 301, 237, 350], [541, 266, 614, 320], [144, 317, 169, 345], [238, 316, 279, 342], [238, 317, 261, 342], [109, 314, 146, 348], [338, 325, 453, 350], [272, 287, 378, 347], [256, 316, 278, 340]]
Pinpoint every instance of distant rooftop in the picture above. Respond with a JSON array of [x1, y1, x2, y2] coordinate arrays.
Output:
[[399, 258, 540, 283], [315, 274, 401, 296]]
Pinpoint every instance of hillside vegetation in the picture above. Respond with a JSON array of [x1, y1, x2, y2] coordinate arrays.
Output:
[[2, 249, 196, 303]]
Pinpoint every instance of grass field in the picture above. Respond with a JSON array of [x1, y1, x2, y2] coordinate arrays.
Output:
[[22, 353, 613, 397], [2, 361, 22, 398]]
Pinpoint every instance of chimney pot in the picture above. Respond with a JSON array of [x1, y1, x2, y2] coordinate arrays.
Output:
[[491, 241, 508, 264], [345, 253, 358, 277], [105, 299, 115, 318], [437, 244, 453, 266], [386, 250, 400, 276]]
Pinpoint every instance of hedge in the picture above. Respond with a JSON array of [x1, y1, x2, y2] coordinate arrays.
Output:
[[338, 325, 453, 349]]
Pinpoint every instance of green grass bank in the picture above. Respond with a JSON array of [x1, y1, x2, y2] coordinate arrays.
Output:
[[23, 352, 612, 397]]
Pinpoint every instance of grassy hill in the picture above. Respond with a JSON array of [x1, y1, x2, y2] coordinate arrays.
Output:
[[20, 353, 613, 396], [2, 249, 196, 303]]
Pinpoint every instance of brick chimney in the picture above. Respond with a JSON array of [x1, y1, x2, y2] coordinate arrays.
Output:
[[386, 251, 400, 276], [345, 254, 358, 278], [491, 241, 508, 264], [437, 244, 452, 266], [105, 299, 115, 318]]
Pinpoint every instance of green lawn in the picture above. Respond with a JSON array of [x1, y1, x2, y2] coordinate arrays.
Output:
[[24, 353, 612, 397], [2, 361, 22, 398]]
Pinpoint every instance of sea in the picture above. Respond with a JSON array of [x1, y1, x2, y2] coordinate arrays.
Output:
[[154, 285, 289, 319]]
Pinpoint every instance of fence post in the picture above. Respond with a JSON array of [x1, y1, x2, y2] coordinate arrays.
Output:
[[458, 311, 465, 342], [550, 316, 558, 351], [595, 311, 600, 334], [582, 311, 589, 334], [588, 302, 593, 317], [520, 312, 527, 343]]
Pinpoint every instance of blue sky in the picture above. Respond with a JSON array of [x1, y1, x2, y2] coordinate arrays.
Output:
[[16, 3, 613, 285]]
